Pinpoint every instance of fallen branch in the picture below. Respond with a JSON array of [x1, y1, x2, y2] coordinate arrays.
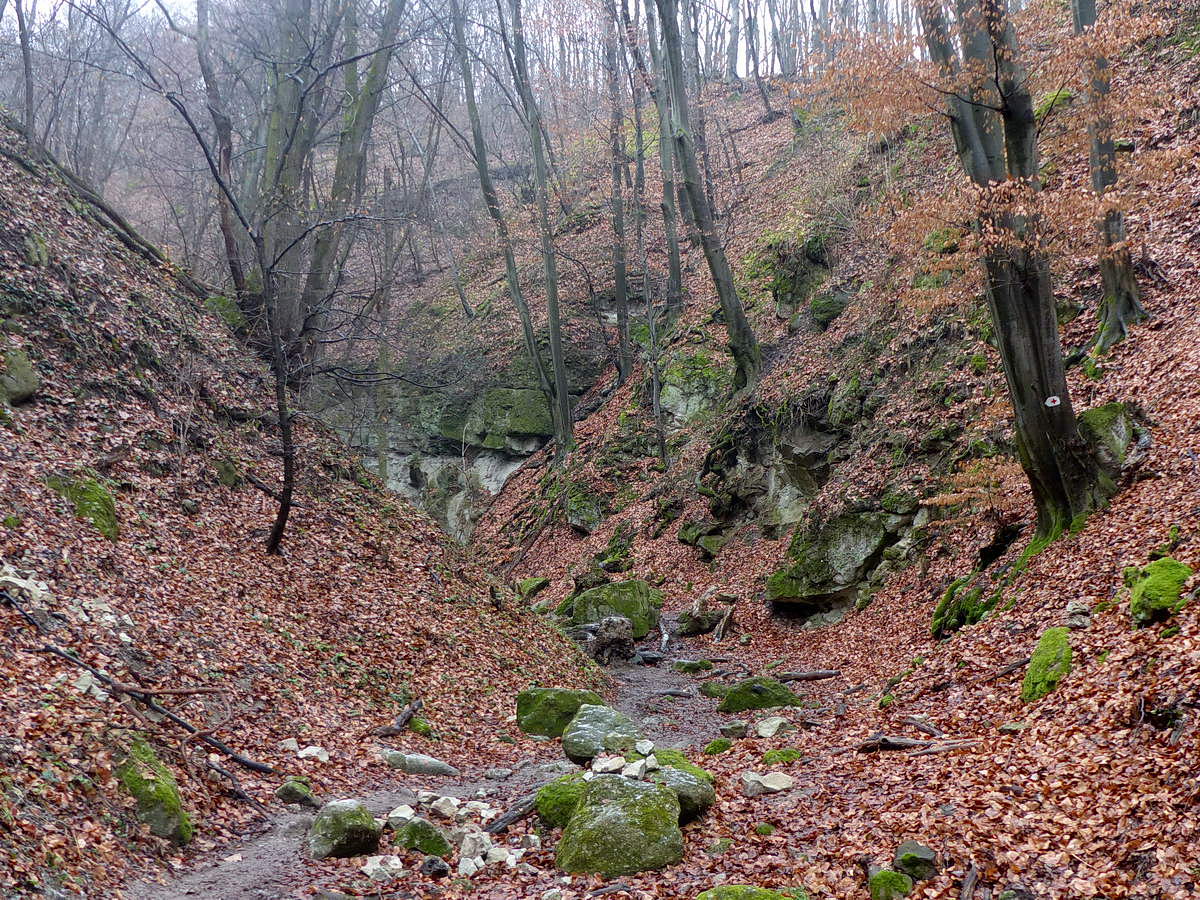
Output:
[[485, 792, 536, 834], [907, 740, 981, 757], [979, 656, 1030, 683], [901, 715, 945, 738], [375, 699, 425, 737], [855, 732, 933, 753], [959, 861, 979, 900], [778, 670, 841, 683]]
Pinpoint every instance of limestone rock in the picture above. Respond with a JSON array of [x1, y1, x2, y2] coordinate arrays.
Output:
[[893, 840, 939, 881], [651, 766, 716, 822], [393, 816, 452, 857], [569, 580, 663, 639], [591, 616, 636, 664], [308, 799, 382, 859], [382, 751, 459, 776], [555, 775, 684, 876], [516, 687, 605, 738], [717, 677, 803, 713], [741, 772, 794, 797], [534, 772, 587, 828], [116, 734, 193, 845], [419, 855, 450, 878], [562, 704, 643, 764], [276, 776, 320, 808], [0, 349, 39, 405], [360, 855, 404, 881], [755, 716, 793, 738]]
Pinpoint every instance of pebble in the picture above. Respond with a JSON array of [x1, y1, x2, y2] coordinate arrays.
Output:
[[360, 855, 404, 881]]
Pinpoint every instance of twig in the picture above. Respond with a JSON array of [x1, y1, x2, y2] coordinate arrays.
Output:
[[484, 792, 536, 834], [778, 670, 841, 682], [855, 732, 933, 753], [901, 715, 945, 738], [907, 740, 981, 757], [979, 656, 1030, 683]]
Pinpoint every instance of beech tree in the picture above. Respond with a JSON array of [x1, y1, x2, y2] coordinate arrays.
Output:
[[918, 0, 1111, 537]]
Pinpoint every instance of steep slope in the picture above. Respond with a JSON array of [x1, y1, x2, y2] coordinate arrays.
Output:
[[463, 14, 1200, 900], [0, 128, 600, 896]]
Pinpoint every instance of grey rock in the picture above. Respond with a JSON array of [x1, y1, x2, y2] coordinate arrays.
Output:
[[562, 704, 644, 764], [307, 799, 382, 859], [893, 840, 939, 881], [382, 751, 460, 776], [419, 855, 450, 878], [719, 721, 749, 738], [591, 615, 635, 664]]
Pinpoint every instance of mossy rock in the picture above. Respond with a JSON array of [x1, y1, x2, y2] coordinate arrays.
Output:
[[826, 374, 865, 428], [696, 887, 810, 900], [766, 511, 890, 607], [674, 659, 714, 674], [700, 680, 731, 699], [659, 351, 734, 426], [1020, 627, 1072, 702], [678, 607, 725, 636], [518, 576, 551, 599], [717, 677, 802, 713], [444, 387, 554, 453], [307, 799, 382, 859], [214, 457, 243, 487], [204, 294, 247, 331], [930, 575, 994, 638], [570, 580, 663, 639], [762, 748, 803, 766], [923, 227, 962, 254], [555, 775, 683, 876], [1035, 87, 1074, 119], [516, 687, 604, 738], [535, 772, 588, 828], [869, 869, 914, 900], [562, 704, 643, 764], [1077, 402, 1134, 475], [275, 776, 319, 808], [393, 816, 452, 857], [893, 840, 939, 881], [651, 766, 716, 823], [810, 289, 850, 329], [116, 735, 193, 844], [703, 738, 732, 755], [408, 716, 434, 737], [566, 487, 605, 534], [1129, 557, 1193, 627], [1, 349, 40, 405], [46, 470, 119, 541]]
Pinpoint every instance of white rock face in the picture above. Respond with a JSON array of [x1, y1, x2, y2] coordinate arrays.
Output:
[[386, 804, 415, 827], [457, 856, 480, 877], [755, 716, 793, 738], [459, 828, 492, 859], [741, 771, 795, 797], [360, 855, 404, 881], [297, 745, 329, 763]]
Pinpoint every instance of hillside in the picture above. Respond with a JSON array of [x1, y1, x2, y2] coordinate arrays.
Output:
[[0, 127, 600, 896], [1, 2, 1199, 899]]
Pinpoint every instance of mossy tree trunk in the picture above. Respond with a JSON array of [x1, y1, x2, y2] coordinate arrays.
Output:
[[604, 8, 633, 384], [920, 0, 1109, 538], [655, 0, 762, 390], [1070, 0, 1145, 353]]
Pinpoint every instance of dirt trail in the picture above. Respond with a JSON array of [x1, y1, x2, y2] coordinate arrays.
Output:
[[132, 625, 723, 899]]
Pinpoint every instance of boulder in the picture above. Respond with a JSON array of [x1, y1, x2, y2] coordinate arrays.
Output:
[[308, 799, 382, 859], [893, 840, 939, 881], [381, 751, 459, 776], [1020, 627, 1072, 702], [518, 576, 551, 599], [700, 680, 731, 699], [717, 677, 803, 713], [393, 816, 452, 858], [115, 734, 193, 845], [562, 704, 644, 764], [755, 716, 793, 738], [651, 766, 716, 822], [591, 616, 636, 664], [766, 511, 892, 608], [1128, 557, 1193, 627], [719, 721, 749, 738], [677, 606, 725, 636], [535, 772, 588, 828], [360, 855, 404, 881], [868, 869, 914, 900], [555, 775, 684, 876], [276, 776, 320, 808], [741, 772, 794, 797], [0, 349, 39, 405], [1076, 402, 1134, 475], [516, 687, 605, 738], [570, 580, 663, 639], [673, 658, 714, 674], [420, 855, 451, 878]]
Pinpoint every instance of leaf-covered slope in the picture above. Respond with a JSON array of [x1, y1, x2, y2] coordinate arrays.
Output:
[[0, 128, 599, 894]]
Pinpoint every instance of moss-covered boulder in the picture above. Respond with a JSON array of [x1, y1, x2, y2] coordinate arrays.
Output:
[[651, 766, 716, 822], [555, 775, 683, 876], [518, 576, 551, 599], [659, 351, 733, 427], [1020, 627, 1072, 702], [393, 816, 452, 857], [674, 659, 714, 674], [677, 606, 725, 636], [46, 470, 119, 541], [308, 799, 382, 859], [826, 375, 866, 429], [700, 680, 731, 699], [766, 512, 890, 608], [717, 677, 803, 713], [930, 575, 994, 638], [810, 288, 850, 329], [1, 349, 40, 405], [1077, 402, 1134, 475], [566, 486, 605, 534], [869, 869, 914, 900], [704, 738, 732, 754], [697, 888, 810, 900], [116, 735, 193, 844], [562, 704, 644, 763], [275, 776, 320, 808], [442, 387, 555, 454], [535, 772, 588, 828], [570, 580, 663, 638], [1129, 557, 1193, 627], [650, 748, 715, 784], [893, 840, 939, 881], [516, 687, 604, 738]]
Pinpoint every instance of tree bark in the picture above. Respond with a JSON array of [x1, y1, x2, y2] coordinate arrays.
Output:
[[15, 0, 36, 150], [604, 7, 633, 384]]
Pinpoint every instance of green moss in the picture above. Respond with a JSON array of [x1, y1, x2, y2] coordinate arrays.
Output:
[[878, 693, 895, 709], [810, 290, 849, 329], [115, 735, 193, 844], [214, 457, 242, 487], [923, 227, 961, 254], [644, 749, 714, 784], [717, 677, 803, 713], [275, 776, 317, 806], [570, 580, 663, 638], [1076, 402, 1132, 469], [754, 822, 776, 835], [674, 659, 714, 674], [1035, 88, 1074, 119], [911, 270, 952, 290], [703, 738, 732, 755], [969, 353, 988, 375], [518, 576, 550, 599], [700, 680, 731, 699], [204, 294, 247, 331], [408, 716, 434, 737], [696, 887, 809, 900], [1, 349, 40, 405], [516, 687, 605, 737], [46, 470, 119, 541], [535, 772, 588, 828], [869, 869, 913, 900], [761, 748, 803, 765], [555, 776, 683, 876], [1129, 557, 1193, 627], [930, 576, 995, 638], [1020, 627, 1072, 702], [394, 816, 452, 857]]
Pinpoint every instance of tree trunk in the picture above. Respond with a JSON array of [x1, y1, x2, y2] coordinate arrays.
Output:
[[604, 8, 633, 384], [15, 0, 36, 150], [1071, 0, 1145, 352], [656, 0, 761, 389]]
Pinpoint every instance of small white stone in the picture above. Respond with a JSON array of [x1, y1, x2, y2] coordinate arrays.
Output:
[[417, 790, 438, 803], [520, 833, 542, 850], [457, 856, 479, 877], [741, 771, 795, 797], [486, 846, 511, 865], [460, 828, 492, 859], [430, 796, 461, 818], [360, 854, 404, 881], [386, 804, 415, 827], [591, 755, 625, 774], [635, 739, 655, 755], [504, 848, 524, 868], [296, 745, 329, 763], [621, 759, 649, 779], [582, 770, 595, 781], [517, 862, 539, 875], [755, 716, 793, 738], [643, 754, 662, 771], [278, 737, 300, 753], [542, 890, 565, 900]]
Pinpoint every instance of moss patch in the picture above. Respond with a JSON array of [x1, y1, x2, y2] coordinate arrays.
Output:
[[535, 772, 588, 828], [697, 887, 809, 900], [762, 748, 804, 766], [930, 575, 995, 638], [703, 738, 732, 755], [555, 775, 683, 876], [869, 869, 914, 900], [393, 816, 452, 857], [569, 580, 663, 638], [1129, 557, 1193, 626], [1020, 627, 1072, 702], [516, 687, 604, 737], [717, 677, 803, 713], [115, 734, 193, 844], [46, 470, 119, 541]]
